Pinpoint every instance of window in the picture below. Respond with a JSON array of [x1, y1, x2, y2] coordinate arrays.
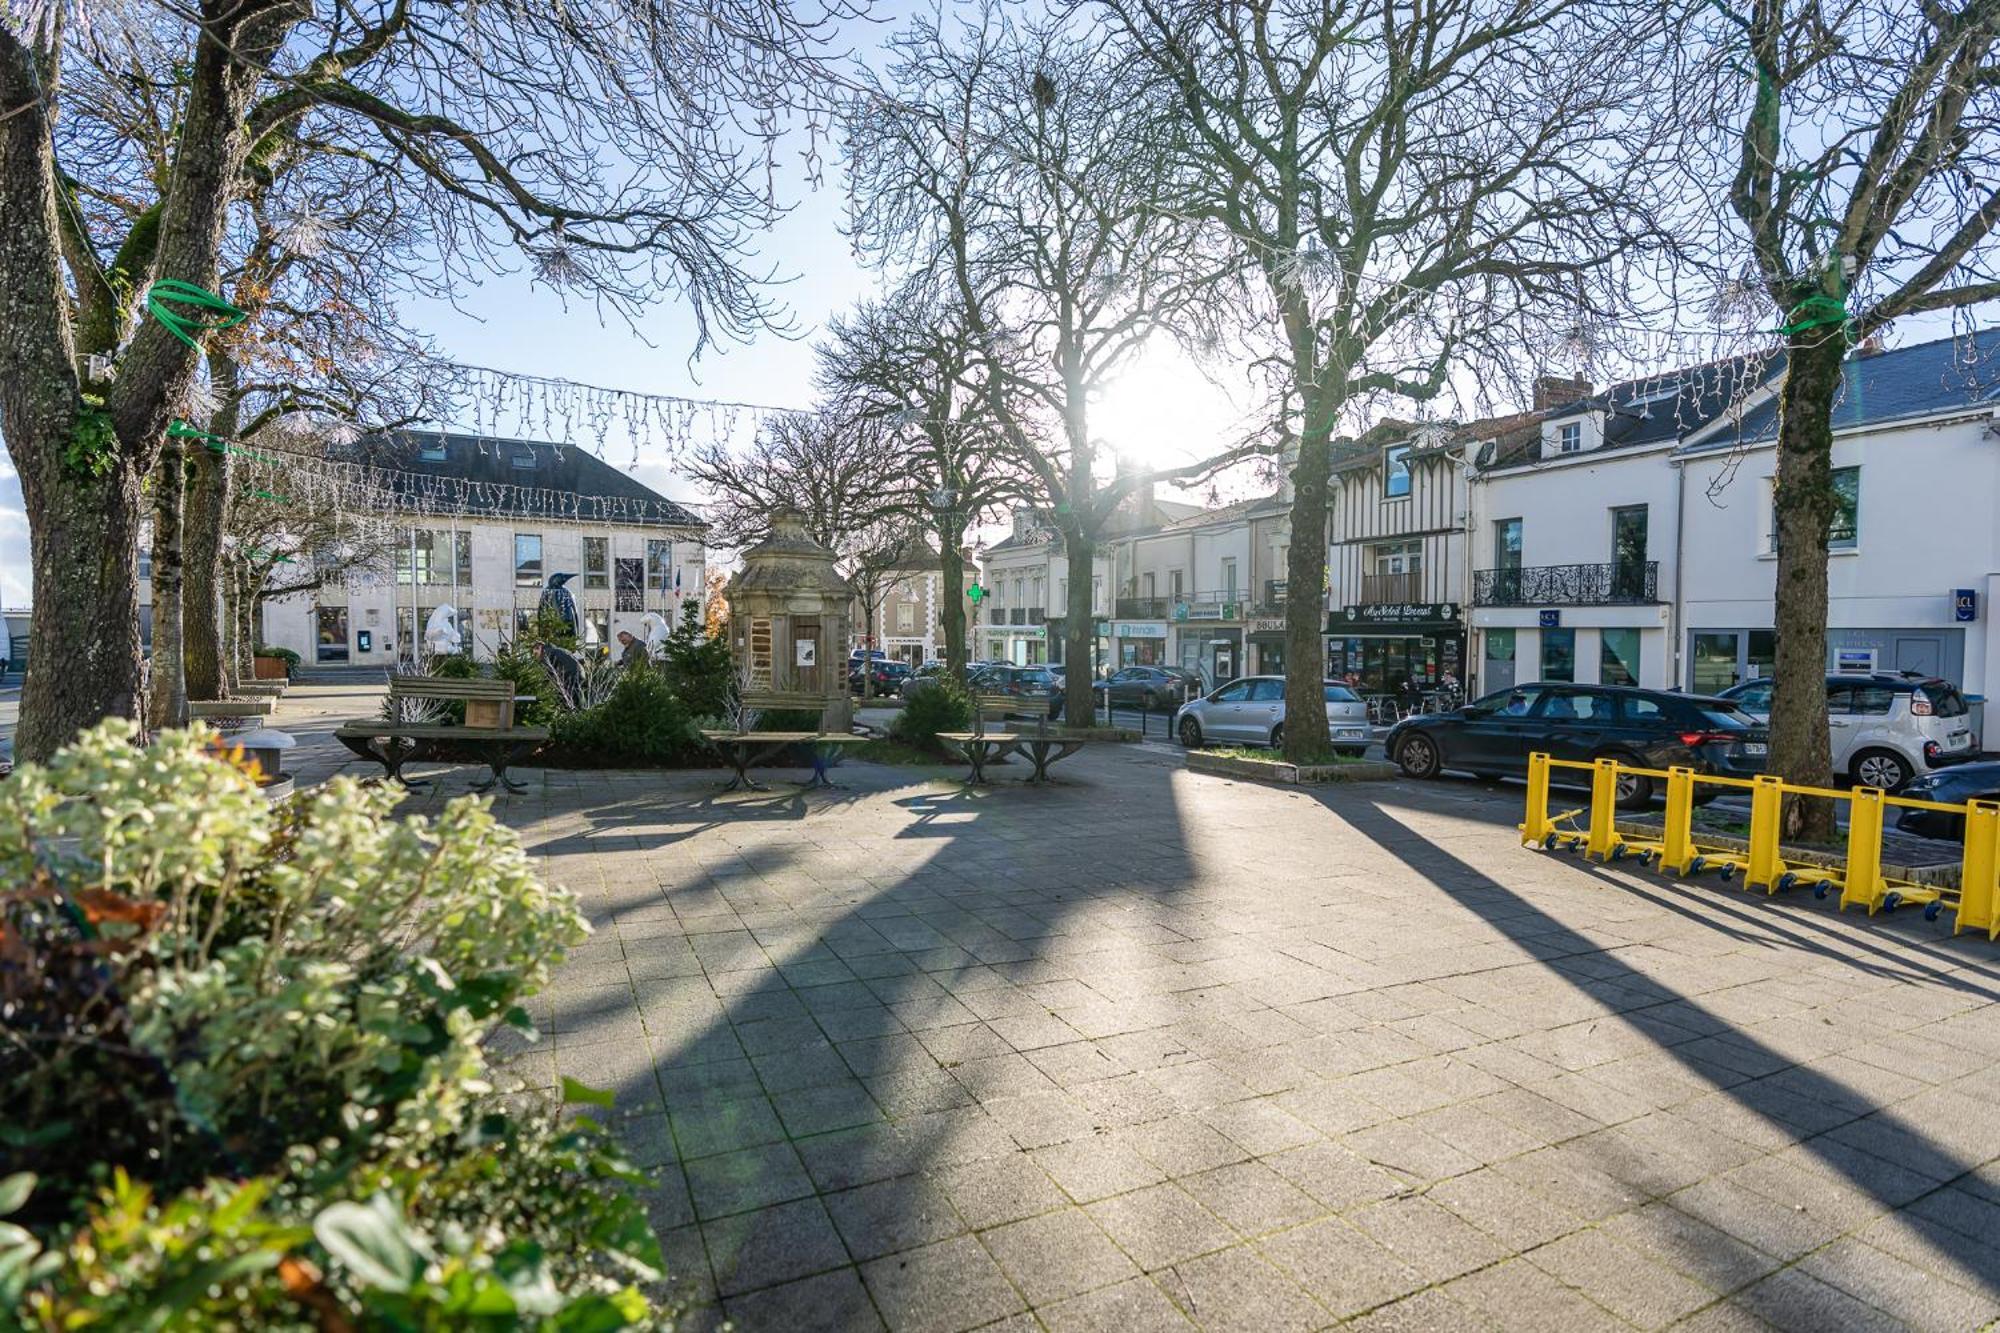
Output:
[[514, 534, 543, 587], [896, 603, 916, 633], [1830, 467, 1859, 548], [1600, 628, 1641, 686], [510, 449, 538, 471], [1557, 422, 1581, 454], [1480, 685, 1544, 716], [1768, 468, 1860, 551], [584, 609, 609, 646], [418, 440, 448, 462], [1493, 519, 1522, 571], [1247, 679, 1284, 701], [1610, 505, 1648, 599], [1732, 679, 1773, 712], [452, 532, 471, 586], [1169, 570, 1184, 600], [1384, 444, 1412, 498], [1221, 558, 1238, 597], [1213, 680, 1253, 702], [1537, 687, 1609, 722], [584, 536, 609, 590], [396, 529, 439, 585], [1058, 576, 1067, 607], [137, 547, 153, 581], [1540, 628, 1576, 682], [1141, 572, 1155, 599], [515, 607, 536, 637], [646, 539, 673, 593], [1621, 694, 1667, 724], [1371, 540, 1422, 576]]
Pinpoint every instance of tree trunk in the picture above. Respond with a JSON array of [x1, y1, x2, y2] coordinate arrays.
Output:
[[1769, 334, 1846, 840], [1062, 526, 1097, 725], [147, 436, 188, 731], [16, 457, 149, 761], [1282, 426, 1333, 761], [939, 536, 967, 677], [231, 564, 257, 684], [862, 600, 877, 699], [183, 442, 230, 699]]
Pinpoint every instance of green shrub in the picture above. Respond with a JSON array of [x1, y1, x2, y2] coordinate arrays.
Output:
[[252, 643, 300, 675], [656, 601, 732, 718], [891, 677, 971, 752], [0, 722, 671, 1327], [491, 637, 559, 725], [430, 653, 477, 680], [551, 667, 700, 764]]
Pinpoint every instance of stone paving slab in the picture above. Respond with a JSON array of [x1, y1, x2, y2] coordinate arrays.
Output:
[[276, 683, 2000, 1331]]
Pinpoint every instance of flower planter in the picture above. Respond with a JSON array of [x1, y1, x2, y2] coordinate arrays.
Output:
[[252, 654, 290, 681]]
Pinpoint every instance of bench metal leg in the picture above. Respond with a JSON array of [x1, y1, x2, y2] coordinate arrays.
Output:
[[339, 733, 428, 789], [717, 742, 769, 793], [797, 746, 846, 790], [1024, 741, 1084, 784], [470, 740, 534, 794]]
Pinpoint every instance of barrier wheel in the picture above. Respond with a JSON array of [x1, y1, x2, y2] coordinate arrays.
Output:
[[1718, 865, 1736, 884], [1637, 850, 1656, 867], [1543, 833, 1559, 850], [1924, 901, 1943, 923], [1777, 872, 1798, 892], [1814, 880, 1833, 899], [1610, 845, 1627, 862], [1690, 856, 1707, 875], [1566, 837, 1585, 853], [1883, 892, 1902, 913]]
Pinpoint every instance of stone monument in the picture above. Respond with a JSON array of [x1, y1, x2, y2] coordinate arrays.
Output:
[[723, 508, 855, 732]]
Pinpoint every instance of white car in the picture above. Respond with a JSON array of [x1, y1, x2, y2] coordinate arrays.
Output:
[[1174, 677, 1371, 754], [1720, 672, 1977, 792]]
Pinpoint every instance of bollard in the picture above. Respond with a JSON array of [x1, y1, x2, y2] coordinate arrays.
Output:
[[1521, 752, 1555, 848], [1839, 787, 1889, 914], [1658, 766, 1698, 874], [1958, 800, 2000, 939], [1745, 774, 1786, 892], [1587, 758, 1621, 861]]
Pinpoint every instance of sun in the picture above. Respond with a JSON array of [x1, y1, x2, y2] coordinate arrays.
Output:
[[1092, 344, 1252, 473]]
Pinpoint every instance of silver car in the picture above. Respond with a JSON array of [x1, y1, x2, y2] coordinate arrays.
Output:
[[1721, 672, 1976, 791], [1174, 677, 1371, 754]]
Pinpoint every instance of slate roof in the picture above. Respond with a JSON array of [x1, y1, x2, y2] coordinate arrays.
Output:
[[1677, 329, 2000, 454], [1481, 350, 1787, 470], [352, 430, 706, 528]]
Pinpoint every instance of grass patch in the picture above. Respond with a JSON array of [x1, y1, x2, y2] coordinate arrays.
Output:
[[1206, 745, 1368, 766]]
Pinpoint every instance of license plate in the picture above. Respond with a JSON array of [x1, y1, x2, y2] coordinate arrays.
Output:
[[1741, 742, 1767, 755], [1334, 728, 1365, 741], [1947, 732, 1972, 750]]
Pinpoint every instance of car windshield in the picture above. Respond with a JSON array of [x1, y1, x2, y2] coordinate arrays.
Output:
[[1322, 684, 1360, 702]]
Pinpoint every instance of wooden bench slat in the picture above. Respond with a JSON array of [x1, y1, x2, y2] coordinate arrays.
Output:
[[389, 677, 515, 698], [337, 723, 549, 740]]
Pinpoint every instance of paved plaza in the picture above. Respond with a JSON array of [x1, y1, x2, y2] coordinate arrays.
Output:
[[283, 684, 2000, 1331]]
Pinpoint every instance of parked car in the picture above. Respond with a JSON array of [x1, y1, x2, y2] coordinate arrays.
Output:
[[974, 665, 1060, 717], [1175, 678, 1370, 755], [1097, 665, 1203, 711], [898, 661, 950, 698], [1895, 761, 2000, 840], [1719, 672, 1975, 792], [1386, 682, 1767, 808], [849, 660, 911, 695]]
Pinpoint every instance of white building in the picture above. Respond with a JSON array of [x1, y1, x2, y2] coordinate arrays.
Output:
[[1466, 331, 2000, 738], [852, 547, 974, 664], [1673, 332, 2000, 711], [259, 431, 707, 667]]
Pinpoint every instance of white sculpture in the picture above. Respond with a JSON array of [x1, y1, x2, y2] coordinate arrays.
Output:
[[423, 604, 462, 656], [640, 611, 672, 660]]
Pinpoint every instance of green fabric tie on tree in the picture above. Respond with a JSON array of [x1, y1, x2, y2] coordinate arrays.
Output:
[[1777, 292, 1854, 340], [145, 280, 246, 349], [167, 419, 224, 447]]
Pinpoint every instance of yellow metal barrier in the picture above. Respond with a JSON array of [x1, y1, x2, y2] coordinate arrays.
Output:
[[1520, 751, 1977, 935]]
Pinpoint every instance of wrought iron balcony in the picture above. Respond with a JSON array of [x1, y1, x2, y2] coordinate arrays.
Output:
[[1027, 607, 1045, 625], [988, 607, 1007, 625], [1009, 607, 1026, 625], [1360, 571, 1425, 605], [1256, 580, 1288, 614], [1473, 561, 1659, 607], [1115, 596, 1171, 619]]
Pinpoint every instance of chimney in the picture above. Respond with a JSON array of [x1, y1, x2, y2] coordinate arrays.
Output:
[[1533, 374, 1593, 411], [1854, 332, 1886, 357]]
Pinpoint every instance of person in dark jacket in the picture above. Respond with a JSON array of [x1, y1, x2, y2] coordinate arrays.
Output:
[[616, 630, 648, 671]]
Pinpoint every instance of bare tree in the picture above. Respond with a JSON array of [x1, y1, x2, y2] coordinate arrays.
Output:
[[816, 277, 1029, 676], [684, 406, 908, 551], [1101, 0, 1679, 759], [0, 0, 850, 760], [848, 5, 1248, 725], [844, 517, 927, 698], [1704, 0, 2000, 835]]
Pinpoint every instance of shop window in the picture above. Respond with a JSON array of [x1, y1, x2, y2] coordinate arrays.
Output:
[[1600, 628, 1641, 686], [1540, 628, 1576, 682]]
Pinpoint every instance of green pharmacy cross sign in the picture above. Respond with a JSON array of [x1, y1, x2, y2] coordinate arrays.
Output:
[[967, 583, 986, 604]]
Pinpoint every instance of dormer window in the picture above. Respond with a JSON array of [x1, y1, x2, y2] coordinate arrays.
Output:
[[1383, 444, 1412, 498], [1557, 423, 1581, 454], [418, 440, 447, 462], [510, 449, 538, 471]]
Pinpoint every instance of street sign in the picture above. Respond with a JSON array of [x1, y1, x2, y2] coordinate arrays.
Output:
[[1955, 588, 1978, 622]]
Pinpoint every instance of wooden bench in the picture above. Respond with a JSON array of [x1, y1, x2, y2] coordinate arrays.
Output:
[[335, 675, 547, 793], [701, 689, 864, 790], [938, 692, 1140, 784]]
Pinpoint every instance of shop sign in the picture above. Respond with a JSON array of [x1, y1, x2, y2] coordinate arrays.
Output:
[[1538, 609, 1561, 628], [1955, 588, 1978, 622], [1114, 621, 1167, 638], [1250, 618, 1286, 634], [1329, 602, 1460, 627]]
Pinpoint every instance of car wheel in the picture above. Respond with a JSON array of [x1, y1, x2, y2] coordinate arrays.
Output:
[[1609, 759, 1655, 809], [1852, 748, 1911, 792], [1178, 717, 1202, 748], [1397, 733, 1442, 779], [1270, 724, 1284, 749]]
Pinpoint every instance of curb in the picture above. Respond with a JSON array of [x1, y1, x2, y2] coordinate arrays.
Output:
[[1185, 750, 1399, 786]]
